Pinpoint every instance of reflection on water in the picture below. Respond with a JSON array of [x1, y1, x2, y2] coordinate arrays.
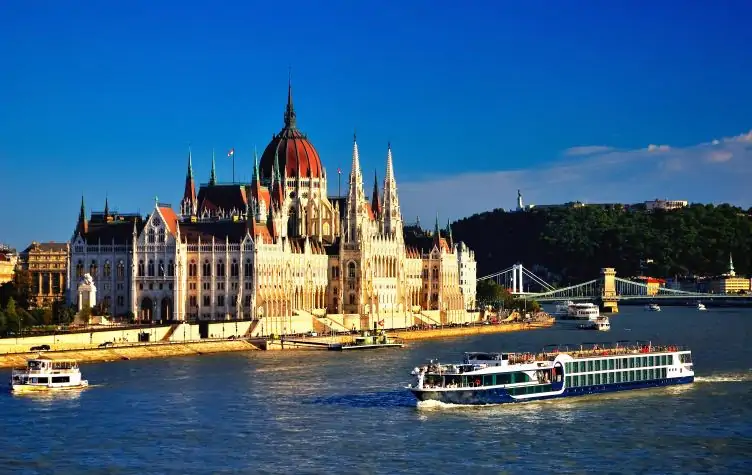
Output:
[[0, 306, 751, 474]]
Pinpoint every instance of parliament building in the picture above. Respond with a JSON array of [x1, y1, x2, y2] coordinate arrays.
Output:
[[67, 83, 477, 334]]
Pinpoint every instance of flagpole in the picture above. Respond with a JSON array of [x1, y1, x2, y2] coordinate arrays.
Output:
[[232, 148, 235, 183], [338, 168, 341, 197]]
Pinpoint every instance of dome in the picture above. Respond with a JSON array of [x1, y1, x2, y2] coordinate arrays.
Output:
[[259, 82, 324, 180]]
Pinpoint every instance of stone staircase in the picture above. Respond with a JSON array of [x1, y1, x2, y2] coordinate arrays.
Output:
[[161, 323, 181, 341], [244, 319, 262, 338]]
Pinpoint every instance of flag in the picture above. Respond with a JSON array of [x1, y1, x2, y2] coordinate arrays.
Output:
[[227, 148, 235, 157], [337, 167, 341, 174]]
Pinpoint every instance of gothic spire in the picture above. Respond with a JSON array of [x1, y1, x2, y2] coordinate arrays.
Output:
[[371, 170, 381, 218], [104, 195, 109, 217], [253, 146, 260, 186], [284, 69, 297, 129], [433, 212, 441, 244], [382, 143, 402, 237], [76, 195, 88, 235], [445, 218, 453, 247], [345, 132, 366, 242], [182, 146, 197, 217], [209, 149, 217, 186]]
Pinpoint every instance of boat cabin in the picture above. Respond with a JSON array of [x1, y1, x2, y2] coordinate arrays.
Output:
[[463, 352, 509, 367]]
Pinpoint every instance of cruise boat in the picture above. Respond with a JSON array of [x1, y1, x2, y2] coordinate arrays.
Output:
[[562, 302, 600, 320], [697, 303, 707, 311], [578, 316, 610, 331], [553, 301, 574, 317], [407, 342, 693, 405], [9, 357, 89, 393], [646, 303, 661, 312], [328, 331, 404, 351]]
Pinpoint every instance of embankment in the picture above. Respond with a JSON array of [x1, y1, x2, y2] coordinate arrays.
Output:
[[0, 340, 260, 369], [392, 319, 555, 341]]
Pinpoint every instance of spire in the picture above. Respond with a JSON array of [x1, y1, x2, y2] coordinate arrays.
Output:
[[182, 146, 197, 217], [104, 194, 109, 217], [434, 212, 440, 239], [284, 69, 297, 129], [253, 146, 260, 186], [76, 195, 88, 235], [209, 149, 216, 186], [729, 253, 736, 276], [371, 169, 381, 218], [345, 132, 366, 242], [382, 142, 403, 237], [445, 219, 453, 247]]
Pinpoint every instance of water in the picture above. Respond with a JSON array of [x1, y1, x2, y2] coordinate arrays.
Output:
[[2, 306, 751, 474]]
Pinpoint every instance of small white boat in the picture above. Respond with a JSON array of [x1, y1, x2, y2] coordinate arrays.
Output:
[[578, 316, 610, 331], [10, 357, 89, 393], [646, 303, 661, 312], [696, 303, 707, 311], [565, 302, 600, 320]]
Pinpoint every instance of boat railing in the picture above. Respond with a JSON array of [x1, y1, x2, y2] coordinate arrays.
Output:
[[11, 368, 79, 375]]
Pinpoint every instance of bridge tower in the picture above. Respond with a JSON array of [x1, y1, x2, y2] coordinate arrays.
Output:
[[599, 267, 619, 313]]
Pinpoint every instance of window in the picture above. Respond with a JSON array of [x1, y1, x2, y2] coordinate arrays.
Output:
[[244, 282, 252, 290], [104, 260, 111, 278], [138, 260, 145, 277], [244, 295, 251, 307], [157, 228, 165, 242], [203, 295, 210, 306], [189, 296, 197, 307], [117, 260, 125, 280], [349, 294, 356, 305], [76, 260, 84, 278], [189, 260, 197, 277], [230, 296, 237, 307], [244, 258, 252, 277], [90, 260, 98, 277], [217, 295, 225, 306], [203, 260, 211, 277], [168, 260, 174, 277], [217, 282, 224, 290], [158, 260, 165, 277], [117, 295, 124, 307], [231, 259, 239, 277], [148, 229, 155, 243], [148, 260, 155, 277], [348, 262, 356, 278], [103, 296, 111, 312], [217, 260, 225, 277]]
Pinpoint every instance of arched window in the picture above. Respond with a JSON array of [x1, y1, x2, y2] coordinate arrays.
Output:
[[168, 260, 174, 277], [138, 260, 145, 277], [90, 260, 98, 277], [103, 260, 111, 278], [103, 296, 111, 313], [203, 259, 211, 277], [117, 260, 125, 280], [348, 262, 356, 279], [217, 260, 225, 277], [189, 260, 197, 277], [158, 260, 165, 277], [157, 228, 165, 242], [349, 294, 356, 305], [244, 258, 252, 277], [148, 260, 155, 277], [76, 260, 84, 278], [230, 259, 239, 277], [147, 229, 155, 243], [432, 266, 439, 279]]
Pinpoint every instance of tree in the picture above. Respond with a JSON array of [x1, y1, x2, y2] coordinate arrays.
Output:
[[11, 268, 33, 311], [77, 306, 92, 325], [5, 297, 18, 334]]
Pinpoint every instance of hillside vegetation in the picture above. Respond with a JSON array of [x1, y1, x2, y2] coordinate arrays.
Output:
[[452, 204, 752, 285]]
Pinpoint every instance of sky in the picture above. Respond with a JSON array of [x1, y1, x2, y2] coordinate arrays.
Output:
[[1, 0, 751, 250]]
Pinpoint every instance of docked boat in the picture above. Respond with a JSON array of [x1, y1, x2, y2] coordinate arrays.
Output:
[[578, 316, 610, 331], [646, 303, 661, 312], [10, 357, 89, 393], [553, 301, 574, 317], [328, 331, 404, 351], [561, 302, 600, 320], [407, 342, 693, 405], [697, 303, 707, 311]]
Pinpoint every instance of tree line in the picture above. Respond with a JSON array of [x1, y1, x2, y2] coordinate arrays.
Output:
[[452, 203, 752, 286]]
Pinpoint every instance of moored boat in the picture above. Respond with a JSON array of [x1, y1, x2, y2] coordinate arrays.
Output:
[[10, 357, 89, 393], [407, 342, 693, 405], [559, 302, 600, 320], [328, 331, 404, 351], [697, 303, 707, 311], [578, 316, 610, 331], [646, 303, 661, 312]]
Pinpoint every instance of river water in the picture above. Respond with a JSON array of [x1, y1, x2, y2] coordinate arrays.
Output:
[[1, 306, 750, 474]]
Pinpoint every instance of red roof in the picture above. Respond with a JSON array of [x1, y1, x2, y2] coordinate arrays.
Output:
[[260, 129, 323, 179], [158, 207, 179, 235]]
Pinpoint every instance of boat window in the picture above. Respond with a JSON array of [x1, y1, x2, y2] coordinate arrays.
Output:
[[483, 375, 494, 386], [35, 377, 49, 384], [51, 376, 70, 383], [680, 353, 692, 363], [648, 356, 654, 366], [594, 360, 601, 371], [608, 359, 615, 370]]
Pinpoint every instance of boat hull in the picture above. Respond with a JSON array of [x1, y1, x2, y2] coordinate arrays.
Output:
[[10, 381, 89, 393], [329, 343, 404, 351], [410, 376, 694, 405]]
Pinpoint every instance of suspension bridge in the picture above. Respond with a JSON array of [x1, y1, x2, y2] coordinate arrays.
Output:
[[477, 264, 746, 310]]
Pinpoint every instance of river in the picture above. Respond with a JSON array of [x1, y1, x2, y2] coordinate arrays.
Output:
[[1, 306, 750, 474]]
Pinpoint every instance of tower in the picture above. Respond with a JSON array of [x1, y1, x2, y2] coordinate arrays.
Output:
[[180, 147, 197, 218], [381, 143, 403, 239], [516, 189, 524, 211], [345, 133, 368, 243]]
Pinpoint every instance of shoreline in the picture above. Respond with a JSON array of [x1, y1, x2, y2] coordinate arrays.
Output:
[[0, 318, 555, 368]]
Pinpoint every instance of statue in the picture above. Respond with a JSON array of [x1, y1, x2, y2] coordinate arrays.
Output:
[[77, 273, 97, 311]]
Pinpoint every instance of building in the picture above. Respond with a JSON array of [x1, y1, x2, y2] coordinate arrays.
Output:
[[0, 245, 17, 285], [644, 199, 688, 211], [634, 276, 666, 296], [707, 254, 750, 294], [68, 81, 477, 332], [19, 241, 69, 307]]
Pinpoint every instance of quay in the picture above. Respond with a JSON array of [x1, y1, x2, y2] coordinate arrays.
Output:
[[0, 313, 555, 367]]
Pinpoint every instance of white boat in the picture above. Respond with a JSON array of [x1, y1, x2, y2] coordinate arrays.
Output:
[[9, 357, 89, 393], [408, 342, 694, 405], [646, 303, 661, 312], [578, 316, 611, 331], [565, 302, 600, 320], [553, 300, 574, 317], [696, 303, 707, 311]]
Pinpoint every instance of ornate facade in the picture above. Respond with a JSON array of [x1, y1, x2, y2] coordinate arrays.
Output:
[[68, 81, 477, 330], [20, 241, 69, 308]]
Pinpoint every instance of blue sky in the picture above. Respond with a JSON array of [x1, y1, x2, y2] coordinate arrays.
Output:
[[1, 0, 751, 249]]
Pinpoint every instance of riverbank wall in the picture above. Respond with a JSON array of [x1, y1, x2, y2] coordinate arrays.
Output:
[[392, 318, 555, 340]]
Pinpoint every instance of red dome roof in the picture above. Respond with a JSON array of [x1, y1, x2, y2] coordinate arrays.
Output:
[[259, 82, 324, 179]]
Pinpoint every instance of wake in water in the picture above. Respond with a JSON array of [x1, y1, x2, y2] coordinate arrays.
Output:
[[306, 390, 415, 408], [695, 370, 752, 383]]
